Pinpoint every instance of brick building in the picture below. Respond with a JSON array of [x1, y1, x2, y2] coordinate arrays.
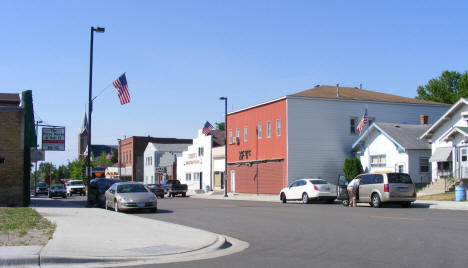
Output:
[[119, 136, 192, 181], [0, 91, 36, 206]]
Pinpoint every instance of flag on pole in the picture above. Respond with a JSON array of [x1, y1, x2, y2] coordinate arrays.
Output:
[[113, 73, 131, 105], [356, 108, 368, 135], [202, 121, 213, 135]]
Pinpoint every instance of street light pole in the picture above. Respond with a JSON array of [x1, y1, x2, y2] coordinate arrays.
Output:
[[219, 97, 228, 197], [87, 26, 105, 206]]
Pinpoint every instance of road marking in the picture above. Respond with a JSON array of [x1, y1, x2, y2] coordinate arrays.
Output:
[[370, 216, 424, 222]]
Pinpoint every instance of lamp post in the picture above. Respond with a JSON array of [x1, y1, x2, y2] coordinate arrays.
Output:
[[87, 26, 105, 205], [219, 97, 228, 197], [117, 138, 122, 179], [34, 120, 43, 196]]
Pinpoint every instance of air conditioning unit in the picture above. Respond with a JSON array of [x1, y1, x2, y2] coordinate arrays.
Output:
[[235, 137, 240, 144]]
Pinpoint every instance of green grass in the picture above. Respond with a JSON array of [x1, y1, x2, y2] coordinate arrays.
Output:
[[0, 207, 56, 242], [417, 191, 466, 201]]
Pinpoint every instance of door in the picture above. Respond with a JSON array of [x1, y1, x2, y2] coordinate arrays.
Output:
[[358, 175, 371, 202], [230, 170, 235, 192]]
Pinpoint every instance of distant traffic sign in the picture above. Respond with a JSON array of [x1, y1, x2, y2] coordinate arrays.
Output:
[[42, 127, 65, 151]]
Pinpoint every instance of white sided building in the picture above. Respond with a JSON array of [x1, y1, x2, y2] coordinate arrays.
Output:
[[351, 122, 432, 184], [143, 143, 191, 184], [177, 129, 225, 191], [420, 98, 468, 181]]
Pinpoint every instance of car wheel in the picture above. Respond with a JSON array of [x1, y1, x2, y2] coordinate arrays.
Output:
[[182, 192, 186, 197], [281, 193, 287, 203], [302, 193, 309, 204], [401, 202, 411, 208], [342, 200, 349, 206], [114, 200, 119, 212], [371, 193, 382, 208], [160, 195, 164, 199], [62, 195, 66, 199], [150, 208, 157, 213]]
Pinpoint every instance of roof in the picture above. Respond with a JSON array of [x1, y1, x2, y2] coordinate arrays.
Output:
[[352, 122, 431, 152], [420, 98, 468, 140], [148, 143, 191, 152], [290, 85, 445, 105], [0, 93, 20, 106], [211, 130, 226, 147]]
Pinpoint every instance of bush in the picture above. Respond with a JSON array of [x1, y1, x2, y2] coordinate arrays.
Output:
[[343, 157, 363, 181]]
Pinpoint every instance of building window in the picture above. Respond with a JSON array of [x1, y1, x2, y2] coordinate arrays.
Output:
[[398, 165, 405, 173], [350, 117, 357, 134], [370, 155, 386, 168], [267, 121, 271, 138], [276, 119, 281, 136], [244, 126, 248, 142], [462, 148, 467, 162], [229, 129, 233, 144], [186, 173, 191, 181], [258, 123, 262, 139], [236, 128, 240, 140], [198, 147, 204, 157], [193, 172, 200, 181]]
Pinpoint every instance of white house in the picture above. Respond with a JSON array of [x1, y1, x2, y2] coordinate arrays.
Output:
[[420, 98, 468, 181], [177, 129, 225, 191], [351, 122, 432, 184], [143, 143, 191, 184]]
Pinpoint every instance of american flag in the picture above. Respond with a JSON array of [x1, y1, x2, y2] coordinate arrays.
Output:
[[113, 73, 131, 105], [356, 108, 368, 135], [202, 121, 213, 135]]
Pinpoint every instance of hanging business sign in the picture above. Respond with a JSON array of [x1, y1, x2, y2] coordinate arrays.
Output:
[[42, 127, 65, 151]]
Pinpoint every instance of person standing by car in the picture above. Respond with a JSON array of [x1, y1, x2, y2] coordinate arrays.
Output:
[[347, 177, 360, 207]]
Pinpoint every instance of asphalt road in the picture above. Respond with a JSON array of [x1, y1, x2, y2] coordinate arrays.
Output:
[[35, 195, 468, 268]]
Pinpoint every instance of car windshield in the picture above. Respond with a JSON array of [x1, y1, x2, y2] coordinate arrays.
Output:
[[387, 173, 413, 184], [309, 180, 328, 185], [51, 185, 64, 190], [70, 181, 84, 186], [37, 183, 47, 187], [117, 184, 148, 193]]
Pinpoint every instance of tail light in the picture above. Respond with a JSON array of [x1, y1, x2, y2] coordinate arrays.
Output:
[[384, 184, 389, 192], [313, 185, 318, 191]]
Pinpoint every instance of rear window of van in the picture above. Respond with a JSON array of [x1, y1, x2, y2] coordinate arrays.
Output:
[[387, 173, 413, 184]]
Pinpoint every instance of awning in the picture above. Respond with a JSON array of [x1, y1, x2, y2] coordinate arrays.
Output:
[[429, 147, 452, 162]]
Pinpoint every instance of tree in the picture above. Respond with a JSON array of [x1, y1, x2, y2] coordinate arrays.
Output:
[[416, 71, 468, 104], [69, 158, 85, 181], [110, 149, 118, 163], [95, 151, 112, 167], [38, 162, 56, 185], [215, 122, 225, 131], [343, 157, 363, 181]]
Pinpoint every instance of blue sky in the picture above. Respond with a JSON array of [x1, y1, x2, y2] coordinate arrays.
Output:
[[2, 0, 468, 165]]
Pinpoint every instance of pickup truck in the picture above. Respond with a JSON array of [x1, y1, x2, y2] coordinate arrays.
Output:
[[163, 180, 188, 197]]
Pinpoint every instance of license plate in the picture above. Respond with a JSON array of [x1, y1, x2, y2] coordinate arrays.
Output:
[[137, 202, 145, 207], [399, 188, 408, 192]]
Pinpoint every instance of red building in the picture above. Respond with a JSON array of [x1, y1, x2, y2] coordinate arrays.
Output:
[[227, 98, 287, 194]]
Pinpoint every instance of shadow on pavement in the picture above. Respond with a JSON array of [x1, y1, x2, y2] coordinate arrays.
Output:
[[31, 196, 87, 208]]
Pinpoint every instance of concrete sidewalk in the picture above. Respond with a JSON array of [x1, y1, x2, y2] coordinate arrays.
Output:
[[190, 191, 468, 210], [0, 202, 248, 267]]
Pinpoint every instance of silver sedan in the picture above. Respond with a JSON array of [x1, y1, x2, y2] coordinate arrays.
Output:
[[105, 182, 157, 213]]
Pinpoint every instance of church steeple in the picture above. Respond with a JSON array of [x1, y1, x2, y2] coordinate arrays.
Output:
[[80, 110, 88, 134]]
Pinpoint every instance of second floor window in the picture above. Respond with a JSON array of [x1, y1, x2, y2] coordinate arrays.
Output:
[[267, 121, 271, 138], [229, 129, 233, 144], [258, 123, 262, 139], [244, 126, 248, 142], [276, 119, 281, 136], [198, 147, 204, 157], [350, 118, 357, 135], [370, 155, 386, 168]]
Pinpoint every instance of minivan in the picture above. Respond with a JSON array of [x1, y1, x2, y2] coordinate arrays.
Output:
[[353, 173, 416, 208]]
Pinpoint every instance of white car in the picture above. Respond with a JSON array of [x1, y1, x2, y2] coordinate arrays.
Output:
[[280, 178, 336, 204]]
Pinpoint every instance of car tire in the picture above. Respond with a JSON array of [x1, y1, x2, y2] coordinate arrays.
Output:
[[160, 195, 164, 199], [326, 199, 335, 204], [62, 195, 66, 199], [371, 193, 382, 208], [182, 192, 186, 197], [401, 202, 411, 208], [114, 200, 119, 212], [302, 193, 309, 204], [150, 208, 157, 213], [342, 200, 349, 206], [281, 193, 287, 203]]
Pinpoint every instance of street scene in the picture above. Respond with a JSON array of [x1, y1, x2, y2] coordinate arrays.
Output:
[[2, 1, 468, 268]]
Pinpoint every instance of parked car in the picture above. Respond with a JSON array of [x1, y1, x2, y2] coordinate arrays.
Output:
[[35, 182, 49, 195], [48, 184, 67, 198], [66, 180, 86, 197], [163, 180, 188, 197], [352, 173, 416, 208], [145, 184, 165, 198], [280, 178, 336, 204], [105, 182, 157, 213], [88, 178, 121, 207]]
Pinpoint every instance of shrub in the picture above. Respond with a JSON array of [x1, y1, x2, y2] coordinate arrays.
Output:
[[343, 157, 363, 181]]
